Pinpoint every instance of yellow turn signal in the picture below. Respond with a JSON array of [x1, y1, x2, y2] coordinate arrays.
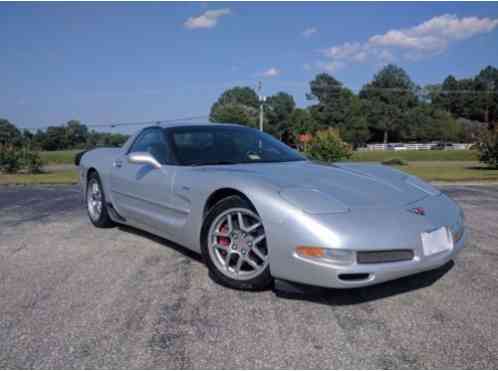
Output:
[[296, 246, 325, 257]]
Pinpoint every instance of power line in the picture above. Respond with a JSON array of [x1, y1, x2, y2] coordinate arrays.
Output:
[[17, 115, 210, 132]]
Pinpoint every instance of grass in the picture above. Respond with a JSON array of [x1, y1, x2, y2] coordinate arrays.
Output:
[[393, 161, 498, 182], [40, 150, 80, 165], [351, 149, 478, 162], [0, 170, 79, 185]]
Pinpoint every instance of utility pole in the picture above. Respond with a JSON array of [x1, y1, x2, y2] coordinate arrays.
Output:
[[257, 81, 265, 132]]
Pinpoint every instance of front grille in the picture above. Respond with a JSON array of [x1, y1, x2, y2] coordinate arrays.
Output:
[[357, 250, 414, 264]]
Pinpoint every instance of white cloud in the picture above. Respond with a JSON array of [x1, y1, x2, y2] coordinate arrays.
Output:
[[319, 42, 372, 69], [322, 42, 364, 59], [302, 27, 318, 38], [316, 14, 498, 71], [369, 31, 447, 51], [259, 67, 280, 77], [316, 61, 346, 73], [184, 8, 231, 29], [412, 14, 498, 40]]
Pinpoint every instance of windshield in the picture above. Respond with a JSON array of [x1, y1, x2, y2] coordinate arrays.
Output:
[[169, 126, 305, 166]]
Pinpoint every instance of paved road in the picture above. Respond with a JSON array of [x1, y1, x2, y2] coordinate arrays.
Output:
[[1, 185, 497, 368]]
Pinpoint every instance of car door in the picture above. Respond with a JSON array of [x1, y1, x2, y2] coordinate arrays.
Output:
[[110, 127, 177, 235]]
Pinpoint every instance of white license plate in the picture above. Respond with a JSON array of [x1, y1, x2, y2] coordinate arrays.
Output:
[[421, 226, 453, 256]]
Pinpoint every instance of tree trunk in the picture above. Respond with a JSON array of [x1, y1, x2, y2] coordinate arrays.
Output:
[[383, 130, 388, 144]]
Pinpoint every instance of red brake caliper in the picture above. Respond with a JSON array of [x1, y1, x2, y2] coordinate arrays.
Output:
[[217, 222, 230, 255]]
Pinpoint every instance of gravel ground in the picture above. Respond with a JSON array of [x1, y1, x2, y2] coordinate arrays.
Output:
[[0, 185, 497, 369]]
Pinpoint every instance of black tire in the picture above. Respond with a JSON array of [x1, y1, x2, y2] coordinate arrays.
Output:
[[201, 196, 273, 290], [86, 171, 115, 228]]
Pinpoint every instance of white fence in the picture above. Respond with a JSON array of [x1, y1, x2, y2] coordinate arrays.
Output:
[[358, 143, 472, 151]]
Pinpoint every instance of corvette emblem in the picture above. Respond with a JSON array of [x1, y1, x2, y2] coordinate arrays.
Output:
[[408, 207, 426, 216]]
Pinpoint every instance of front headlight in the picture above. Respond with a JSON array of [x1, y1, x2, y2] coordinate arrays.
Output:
[[280, 187, 350, 214]]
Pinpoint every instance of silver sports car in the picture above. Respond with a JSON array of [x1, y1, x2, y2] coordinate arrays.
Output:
[[78, 123, 466, 290]]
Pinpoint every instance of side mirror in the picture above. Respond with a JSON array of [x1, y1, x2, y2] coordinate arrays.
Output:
[[128, 152, 162, 169]]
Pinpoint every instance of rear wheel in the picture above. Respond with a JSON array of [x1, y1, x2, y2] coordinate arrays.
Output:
[[201, 196, 272, 290], [86, 172, 115, 228]]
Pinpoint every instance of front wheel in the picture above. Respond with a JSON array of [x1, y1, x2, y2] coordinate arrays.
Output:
[[201, 196, 272, 290]]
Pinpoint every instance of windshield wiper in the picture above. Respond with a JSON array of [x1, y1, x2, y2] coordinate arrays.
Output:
[[189, 160, 239, 166]]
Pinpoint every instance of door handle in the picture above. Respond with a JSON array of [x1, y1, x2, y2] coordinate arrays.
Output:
[[114, 159, 123, 168]]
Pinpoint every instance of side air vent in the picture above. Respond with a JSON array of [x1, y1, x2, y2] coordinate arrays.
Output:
[[357, 250, 414, 264]]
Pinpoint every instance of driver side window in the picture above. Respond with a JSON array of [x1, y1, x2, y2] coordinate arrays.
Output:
[[129, 129, 170, 164]]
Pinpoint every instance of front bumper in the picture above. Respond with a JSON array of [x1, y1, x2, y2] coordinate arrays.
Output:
[[268, 193, 466, 289], [286, 229, 465, 289]]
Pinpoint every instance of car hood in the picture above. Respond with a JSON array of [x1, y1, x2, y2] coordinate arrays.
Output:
[[203, 161, 436, 210]]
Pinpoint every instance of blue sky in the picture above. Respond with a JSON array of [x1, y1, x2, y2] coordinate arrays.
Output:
[[2, 2, 498, 132]]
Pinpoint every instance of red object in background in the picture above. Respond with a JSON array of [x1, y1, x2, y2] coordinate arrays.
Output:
[[298, 133, 313, 143]]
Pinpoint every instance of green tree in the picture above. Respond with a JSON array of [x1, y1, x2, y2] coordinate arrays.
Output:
[[0, 118, 22, 147], [289, 108, 317, 136], [32, 129, 47, 150], [65, 120, 88, 148], [431, 110, 463, 143], [209, 86, 259, 127], [22, 129, 34, 145], [265, 92, 296, 139], [307, 73, 355, 129], [400, 104, 432, 141], [338, 96, 370, 148], [43, 126, 67, 151], [476, 65, 498, 126], [431, 67, 498, 126], [360, 64, 419, 143], [457, 118, 487, 143]]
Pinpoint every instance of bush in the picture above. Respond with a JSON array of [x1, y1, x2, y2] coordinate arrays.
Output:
[[382, 158, 407, 166], [0, 146, 22, 173], [0, 145, 44, 174], [305, 128, 353, 162], [478, 130, 498, 168], [22, 150, 44, 173]]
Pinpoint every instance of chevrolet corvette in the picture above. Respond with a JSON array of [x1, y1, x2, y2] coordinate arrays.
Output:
[[78, 123, 465, 290]]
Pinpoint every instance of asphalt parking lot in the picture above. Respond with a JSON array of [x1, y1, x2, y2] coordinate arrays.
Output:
[[1, 185, 497, 368]]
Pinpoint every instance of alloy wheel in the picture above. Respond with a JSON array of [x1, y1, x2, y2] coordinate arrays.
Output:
[[207, 208, 268, 280]]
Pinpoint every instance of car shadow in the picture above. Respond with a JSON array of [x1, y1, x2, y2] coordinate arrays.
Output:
[[273, 260, 454, 305], [116, 223, 454, 305]]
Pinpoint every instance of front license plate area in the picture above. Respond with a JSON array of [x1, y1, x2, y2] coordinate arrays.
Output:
[[421, 226, 453, 256]]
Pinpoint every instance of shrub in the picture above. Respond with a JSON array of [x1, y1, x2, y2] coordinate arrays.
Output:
[[305, 128, 353, 162], [22, 150, 44, 173], [0, 145, 44, 174], [382, 158, 407, 166], [478, 130, 498, 168], [0, 146, 22, 173]]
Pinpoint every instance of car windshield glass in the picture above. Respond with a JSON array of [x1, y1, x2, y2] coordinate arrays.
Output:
[[169, 126, 306, 166]]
